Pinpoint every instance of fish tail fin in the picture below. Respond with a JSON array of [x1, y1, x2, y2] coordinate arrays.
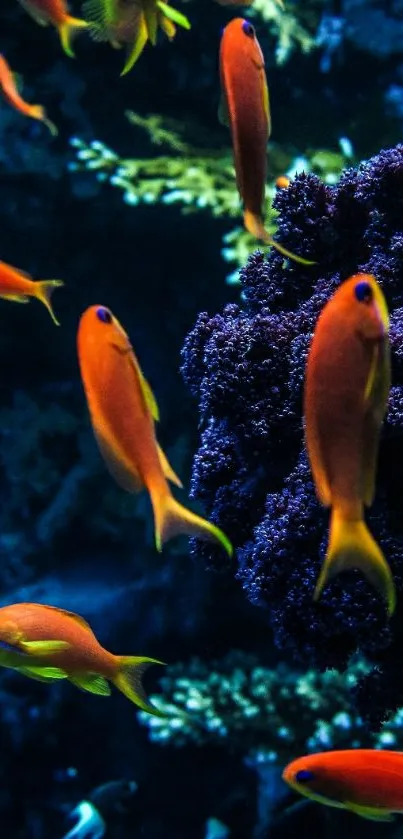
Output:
[[243, 210, 316, 266], [114, 656, 165, 716], [29, 105, 58, 137], [151, 489, 233, 557], [59, 15, 89, 58], [35, 280, 64, 325], [314, 508, 396, 616]]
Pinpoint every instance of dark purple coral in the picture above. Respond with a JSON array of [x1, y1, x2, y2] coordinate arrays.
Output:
[[181, 145, 403, 726]]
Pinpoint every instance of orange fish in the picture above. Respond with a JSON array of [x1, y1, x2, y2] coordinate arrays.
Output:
[[0, 260, 63, 324], [275, 175, 290, 189], [82, 0, 191, 75], [219, 18, 313, 264], [304, 273, 394, 614], [282, 749, 403, 821], [77, 305, 233, 555], [0, 602, 162, 714], [0, 54, 57, 136], [18, 0, 88, 57]]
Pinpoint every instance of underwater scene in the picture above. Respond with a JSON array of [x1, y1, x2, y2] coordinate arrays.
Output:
[[2, 0, 403, 837]]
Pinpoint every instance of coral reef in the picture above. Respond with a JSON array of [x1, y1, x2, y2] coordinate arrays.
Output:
[[138, 652, 376, 760], [181, 144, 403, 726]]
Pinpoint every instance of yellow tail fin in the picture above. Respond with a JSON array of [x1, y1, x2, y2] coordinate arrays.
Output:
[[114, 656, 165, 716], [35, 280, 64, 325], [152, 491, 233, 557], [314, 509, 396, 616], [30, 105, 58, 137], [244, 210, 316, 266], [59, 15, 89, 58]]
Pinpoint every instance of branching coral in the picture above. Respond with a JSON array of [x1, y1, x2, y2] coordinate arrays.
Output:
[[69, 112, 352, 281], [180, 144, 403, 726], [138, 651, 403, 760], [249, 0, 319, 65]]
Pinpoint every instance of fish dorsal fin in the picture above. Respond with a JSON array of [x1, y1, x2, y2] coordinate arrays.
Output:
[[34, 603, 93, 633], [218, 90, 230, 128], [157, 443, 183, 488], [130, 354, 160, 422], [94, 420, 143, 493]]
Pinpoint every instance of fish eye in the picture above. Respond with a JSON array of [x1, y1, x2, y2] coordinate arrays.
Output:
[[96, 306, 112, 324], [295, 769, 315, 783], [242, 20, 255, 37], [354, 281, 373, 304]]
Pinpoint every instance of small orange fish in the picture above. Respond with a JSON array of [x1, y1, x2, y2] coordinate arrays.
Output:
[[77, 305, 233, 555], [0, 602, 162, 714], [0, 261, 63, 324], [219, 18, 313, 264], [283, 750, 403, 821], [18, 0, 88, 57], [304, 273, 395, 613], [275, 175, 290, 189], [0, 54, 57, 136], [83, 0, 191, 75]]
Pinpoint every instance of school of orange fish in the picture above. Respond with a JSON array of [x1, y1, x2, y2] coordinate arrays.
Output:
[[0, 0, 402, 823]]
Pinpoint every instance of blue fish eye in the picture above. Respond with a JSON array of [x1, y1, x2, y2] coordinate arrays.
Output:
[[242, 20, 255, 37], [295, 769, 315, 783], [354, 281, 372, 304], [96, 306, 112, 324]]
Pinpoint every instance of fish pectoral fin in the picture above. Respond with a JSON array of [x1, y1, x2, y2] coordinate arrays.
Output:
[[128, 352, 159, 421], [345, 802, 394, 822], [0, 294, 29, 303], [364, 344, 379, 402], [218, 91, 230, 128], [157, 444, 183, 488], [19, 665, 68, 682], [156, 1, 191, 30], [94, 423, 143, 493], [139, 370, 160, 421], [70, 673, 111, 696], [20, 640, 71, 655]]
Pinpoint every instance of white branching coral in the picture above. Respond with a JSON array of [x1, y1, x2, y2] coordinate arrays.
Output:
[[138, 652, 403, 764]]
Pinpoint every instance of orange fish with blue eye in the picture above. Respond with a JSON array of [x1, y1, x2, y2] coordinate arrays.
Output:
[[0, 55, 57, 136], [219, 18, 313, 265], [304, 273, 395, 614], [283, 749, 403, 822], [82, 0, 191, 75], [17, 0, 88, 57], [77, 305, 233, 556]]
